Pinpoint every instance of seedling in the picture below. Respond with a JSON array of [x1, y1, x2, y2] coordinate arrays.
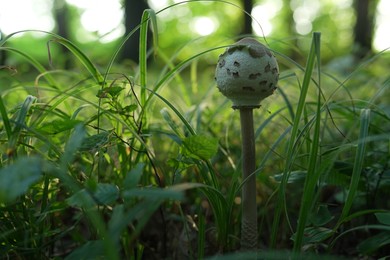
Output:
[[215, 38, 279, 250]]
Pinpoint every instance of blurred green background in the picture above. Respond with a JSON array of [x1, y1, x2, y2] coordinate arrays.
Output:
[[1, 0, 389, 67]]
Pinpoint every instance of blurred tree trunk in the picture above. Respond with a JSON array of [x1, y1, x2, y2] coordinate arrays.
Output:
[[54, 0, 71, 68], [122, 0, 149, 62], [242, 0, 253, 35], [353, 0, 378, 58]]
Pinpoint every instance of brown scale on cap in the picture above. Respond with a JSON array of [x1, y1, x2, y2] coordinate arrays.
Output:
[[215, 37, 280, 108]]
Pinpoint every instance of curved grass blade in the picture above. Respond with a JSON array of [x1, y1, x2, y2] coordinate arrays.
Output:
[[47, 38, 104, 84], [293, 33, 322, 251], [139, 9, 158, 106], [144, 45, 227, 111], [0, 95, 12, 140], [148, 88, 196, 136], [1, 29, 103, 86], [270, 32, 320, 247], [0, 47, 56, 86], [8, 95, 37, 157], [337, 108, 371, 224]]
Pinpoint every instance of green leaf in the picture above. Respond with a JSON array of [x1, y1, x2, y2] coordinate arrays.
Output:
[[122, 187, 183, 201], [182, 135, 218, 160], [65, 240, 104, 260], [61, 124, 86, 167], [108, 205, 128, 240], [160, 108, 183, 141], [123, 104, 138, 113], [66, 183, 119, 207], [97, 86, 124, 98], [375, 212, 390, 226], [273, 170, 306, 183], [0, 156, 42, 203], [309, 204, 334, 227], [93, 183, 119, 205], [339, 109, 371, 223], [79, 130, 113, 151], [272, 32, 322, 248], [0, 95, 12, 140], [66, 189, 95, 208], [0, 47, 56, 86], [123, 163, 145, 190], [291, 227, 334, 244], [48, 38, 104, 84], [357, 231, 390, 254], [139, 8, 158, 105], [8, 95, 37, 153], [108, 203, 154, 242], [38, 119, 83, 134]]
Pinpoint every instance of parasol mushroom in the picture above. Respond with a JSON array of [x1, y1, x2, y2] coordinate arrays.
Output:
[[215, 37, 279, 250]]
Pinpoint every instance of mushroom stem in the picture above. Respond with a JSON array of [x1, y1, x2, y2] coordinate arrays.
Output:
[[239, 107, 258, 250]]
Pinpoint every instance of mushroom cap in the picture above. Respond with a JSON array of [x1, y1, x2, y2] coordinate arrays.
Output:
[[215, 38, 279, 108]]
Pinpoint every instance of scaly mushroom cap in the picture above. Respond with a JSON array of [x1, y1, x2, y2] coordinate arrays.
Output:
[[215, 38, 279, 108]]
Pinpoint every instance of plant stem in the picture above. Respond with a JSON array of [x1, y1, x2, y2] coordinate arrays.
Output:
[[239, 107, 258, 250]]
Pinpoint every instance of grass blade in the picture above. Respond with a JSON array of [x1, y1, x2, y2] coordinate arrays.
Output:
[[139, 9, 158, 107], [48, 38, 104, 84], [293, 33, 322, 251], [197, 210, 206, 259], [0, 95, 12, 140], [338, 108, 371, 224], [8, 95, 37, 158], [0, 47, 56, 86], [270, 32, 321, 247]]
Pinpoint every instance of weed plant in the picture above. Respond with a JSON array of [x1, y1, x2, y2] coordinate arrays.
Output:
[[1, 2, 390, 259]]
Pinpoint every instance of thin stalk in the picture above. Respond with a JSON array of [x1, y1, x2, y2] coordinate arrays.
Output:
[[239, 107, 257, 250]]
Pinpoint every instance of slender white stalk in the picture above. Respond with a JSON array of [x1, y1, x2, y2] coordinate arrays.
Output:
[[239, 108, 258, 250]]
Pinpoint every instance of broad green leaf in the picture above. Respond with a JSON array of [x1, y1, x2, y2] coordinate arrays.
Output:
[[66, 189, 95, 208], [123, 163, 145, 190], [61, 124, 86, 167], [38, 119, 83, 134], [79, 130, 113, 151], [309, 204, 334, 227], [65, 240, 104, 260], [97, 86, 124, 98], [0, 156, 42, 203], [357, 231, 390, 254], [167, 157, 196, 169], [160, 108, 183, 141], [291, 227, 334, 244], [66, 183, 119, 207], [375, 212, 390, 226], [273, 170, 306, 184], [93, 183, 119, 205], [122, 187, 183, 201], [123, 104, 138, 113], [182, 135, 218, 160], [108, 203, 154, 241], [108, 205, 127, 240]]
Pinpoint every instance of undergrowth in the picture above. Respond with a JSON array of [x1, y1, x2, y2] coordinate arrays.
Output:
[[1, 2, 390, 260]]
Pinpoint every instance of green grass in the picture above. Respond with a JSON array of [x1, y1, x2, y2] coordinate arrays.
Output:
[[1, 3, 390, 259]]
